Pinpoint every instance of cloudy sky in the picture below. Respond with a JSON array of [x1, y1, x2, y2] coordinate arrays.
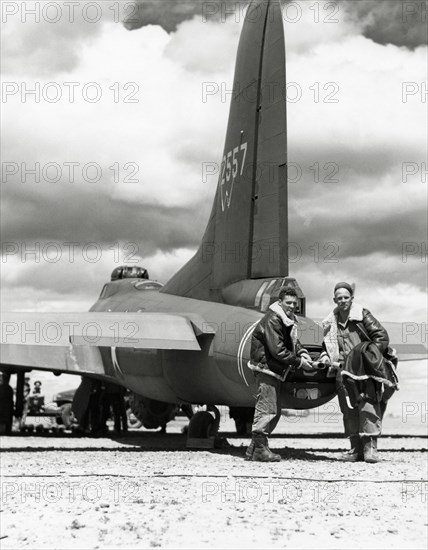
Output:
[[1, 0, 427, 324]]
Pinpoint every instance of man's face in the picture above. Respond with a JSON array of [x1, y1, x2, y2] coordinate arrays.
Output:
[[280, 295, 298, 317], [333, 289, 353, 313]]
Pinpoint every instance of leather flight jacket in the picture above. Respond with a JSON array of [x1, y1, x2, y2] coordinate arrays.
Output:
[[250, 305, 307, 378]]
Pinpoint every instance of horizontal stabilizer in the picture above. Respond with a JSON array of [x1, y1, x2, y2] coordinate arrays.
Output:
[[1, 312, 211, 375], [312, 318, 428, 362], [1, 343, 106, 376], [381, 321, 428, 362], [1, 312, 202, 350]]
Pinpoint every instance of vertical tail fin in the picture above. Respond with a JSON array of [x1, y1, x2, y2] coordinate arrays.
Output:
[[162, 0, 288, 301]]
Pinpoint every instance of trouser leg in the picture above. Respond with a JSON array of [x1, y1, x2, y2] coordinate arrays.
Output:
[[379, 401, 387, 420], [336, 377, 359, 437], [251, 373, 282, 436], [112, 398, 121, 432], [335, 378, 364, 460], [250, 372, 282, 461], [359, 400, 381, 436], [120, 399, 128, 432], [359, 379, 382, 437]]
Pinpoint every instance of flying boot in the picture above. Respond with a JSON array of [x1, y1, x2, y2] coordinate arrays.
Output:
[[339, 436, 364, 462], [252, 434, 281, 462], [245, 435, 255, 461], [363, 436, 379, 463]]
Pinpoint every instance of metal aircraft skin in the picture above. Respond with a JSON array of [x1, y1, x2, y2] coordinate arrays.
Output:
[[1, 0, 426, 423]]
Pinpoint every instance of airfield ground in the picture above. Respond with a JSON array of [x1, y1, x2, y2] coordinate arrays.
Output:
[[1, 362, 427, 549], [1, 406, 427, 550]]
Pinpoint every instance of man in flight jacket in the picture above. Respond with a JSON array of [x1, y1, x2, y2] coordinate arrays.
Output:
[[246, 287, 313, 462]]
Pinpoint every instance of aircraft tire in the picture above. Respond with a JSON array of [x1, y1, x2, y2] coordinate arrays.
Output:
[[187, 411, 215, 438], [234, 418, 250, 435], [127, 409, 142, 429]]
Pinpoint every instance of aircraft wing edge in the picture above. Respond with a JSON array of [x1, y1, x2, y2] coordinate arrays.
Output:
[[0, 311, 216, 375], [311, 318, 428, 362], [1, 312, 204, 350]]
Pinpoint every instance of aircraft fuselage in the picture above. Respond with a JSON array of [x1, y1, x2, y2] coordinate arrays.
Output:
[[90, 279, 335, 409]]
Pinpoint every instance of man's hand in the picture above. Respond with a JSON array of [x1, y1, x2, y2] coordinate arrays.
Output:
[[299, 357, 313, 371]]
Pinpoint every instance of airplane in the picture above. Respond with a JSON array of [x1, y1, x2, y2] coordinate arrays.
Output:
[[1, 0, 427, 442]]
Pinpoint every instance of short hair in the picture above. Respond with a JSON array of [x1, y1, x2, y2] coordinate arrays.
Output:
[[279, 287, 297, 300]]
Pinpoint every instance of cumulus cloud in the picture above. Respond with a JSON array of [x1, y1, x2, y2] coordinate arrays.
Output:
[[123, 0, 249, 31], [1, 0, 426, 322], [124, 0, 428, 50], [293, 259, 428, 323], [1, 245, 194, 310], [0, 1, 120, 76], [340, 0, 428, 49]]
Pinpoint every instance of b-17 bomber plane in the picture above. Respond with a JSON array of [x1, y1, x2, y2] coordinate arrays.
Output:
[[1, 0, 426, 440]]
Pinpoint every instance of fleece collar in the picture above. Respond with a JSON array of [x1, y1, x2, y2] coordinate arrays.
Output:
[[322, 302, 364, 363], [269, 301, 296, 327], [322, 302, 364, 329]]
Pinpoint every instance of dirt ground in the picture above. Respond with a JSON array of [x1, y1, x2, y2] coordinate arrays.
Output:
[[1, 410, 427, 550]]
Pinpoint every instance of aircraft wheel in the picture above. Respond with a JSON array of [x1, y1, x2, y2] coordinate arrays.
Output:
[[27, 424, 34, 433], [127, 410, 142, 428], [187, 411, 215, 438], [234, 417, 250, 435], [35, 424, 44, 433]]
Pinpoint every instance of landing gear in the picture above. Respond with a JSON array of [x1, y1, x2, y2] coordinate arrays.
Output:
[[186, 406, 228, 449], [229, 406, 254, 435], [187, 411, 217, 438]]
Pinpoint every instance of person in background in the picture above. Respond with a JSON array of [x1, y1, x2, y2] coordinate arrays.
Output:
[[0, 372, 14, 434], [101, 382, 128, 435], [28, 380, 45, 414]]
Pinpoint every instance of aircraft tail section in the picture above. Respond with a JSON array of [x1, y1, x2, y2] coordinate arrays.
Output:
[[162, 0, 288, 301]]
